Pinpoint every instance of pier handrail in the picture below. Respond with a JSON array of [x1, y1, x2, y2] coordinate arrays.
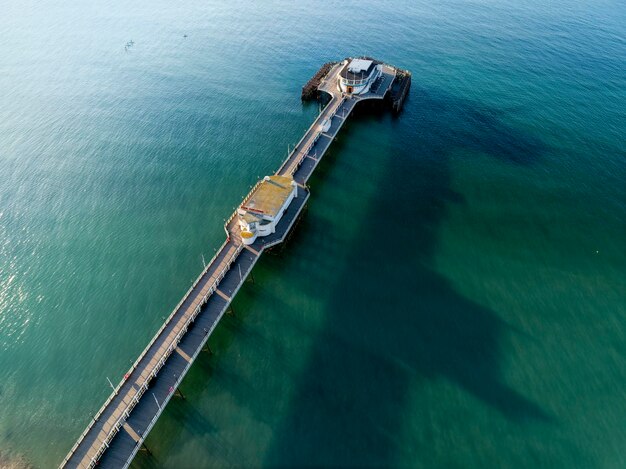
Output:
[[341, 77, 369, 86], [276, 96, 338, 175], [277, 94, 346, 176], [222, 179, 263, 236], [60, 240, 242, 468], [83, 243, 243, 468], [120, 243, 254, 468], [59, 234, 226, 464]]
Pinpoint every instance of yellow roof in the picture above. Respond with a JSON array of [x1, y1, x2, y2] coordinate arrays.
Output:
[[241, 175, 294, 218]]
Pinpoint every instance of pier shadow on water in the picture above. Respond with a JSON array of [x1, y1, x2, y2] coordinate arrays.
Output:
[[262, 87, 551, 467]]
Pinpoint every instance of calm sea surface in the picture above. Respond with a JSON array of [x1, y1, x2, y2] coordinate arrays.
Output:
[[0, 0, 624, 467]]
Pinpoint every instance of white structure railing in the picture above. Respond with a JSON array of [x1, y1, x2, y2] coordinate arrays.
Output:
[[120, 241, 259, 468], [341, 77, 369, 86]]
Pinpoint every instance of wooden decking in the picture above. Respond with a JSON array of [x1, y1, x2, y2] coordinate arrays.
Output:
[[61, 59, 399, 469]]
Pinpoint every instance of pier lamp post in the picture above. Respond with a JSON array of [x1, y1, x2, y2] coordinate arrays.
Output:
[[152, 393, 161, 411], [106, 377, 117, 395]]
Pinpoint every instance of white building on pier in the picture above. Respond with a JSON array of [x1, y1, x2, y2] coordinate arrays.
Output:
[[237, 175, 298, 245], [338, 58, 382, 95]]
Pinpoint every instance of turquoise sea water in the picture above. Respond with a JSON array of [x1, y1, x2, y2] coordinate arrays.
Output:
[[1, 0, 625, 467]]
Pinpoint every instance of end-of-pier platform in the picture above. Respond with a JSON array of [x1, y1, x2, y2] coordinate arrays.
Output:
[[60, 57, 408, 469]]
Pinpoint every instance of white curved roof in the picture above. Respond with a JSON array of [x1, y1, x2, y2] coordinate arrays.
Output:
[[348, 59, 373, 73]]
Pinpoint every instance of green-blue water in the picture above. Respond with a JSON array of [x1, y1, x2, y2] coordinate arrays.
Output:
[[1, 0, 625, 467]]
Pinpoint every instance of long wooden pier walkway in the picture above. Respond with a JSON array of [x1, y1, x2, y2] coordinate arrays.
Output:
[[60, 59, 398, 469]]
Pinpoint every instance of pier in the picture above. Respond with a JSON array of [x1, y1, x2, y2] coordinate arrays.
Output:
[[61, 58, 404, 468]]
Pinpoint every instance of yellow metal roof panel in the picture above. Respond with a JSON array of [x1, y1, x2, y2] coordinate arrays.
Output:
[[241, 175, 293, 218]]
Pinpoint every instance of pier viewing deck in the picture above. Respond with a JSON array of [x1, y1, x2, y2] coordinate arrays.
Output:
[[61, 58, 403, 468]]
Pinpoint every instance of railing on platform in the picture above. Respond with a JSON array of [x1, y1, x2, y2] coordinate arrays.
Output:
[[276, 95, 340, 176], [61, 242, 243, 468], [341, 77, 369, 86], [288, 96, 350, 177], [121, 242, 253, 468], [223, 179, 263, 236], [280, 96, 347, 177]]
